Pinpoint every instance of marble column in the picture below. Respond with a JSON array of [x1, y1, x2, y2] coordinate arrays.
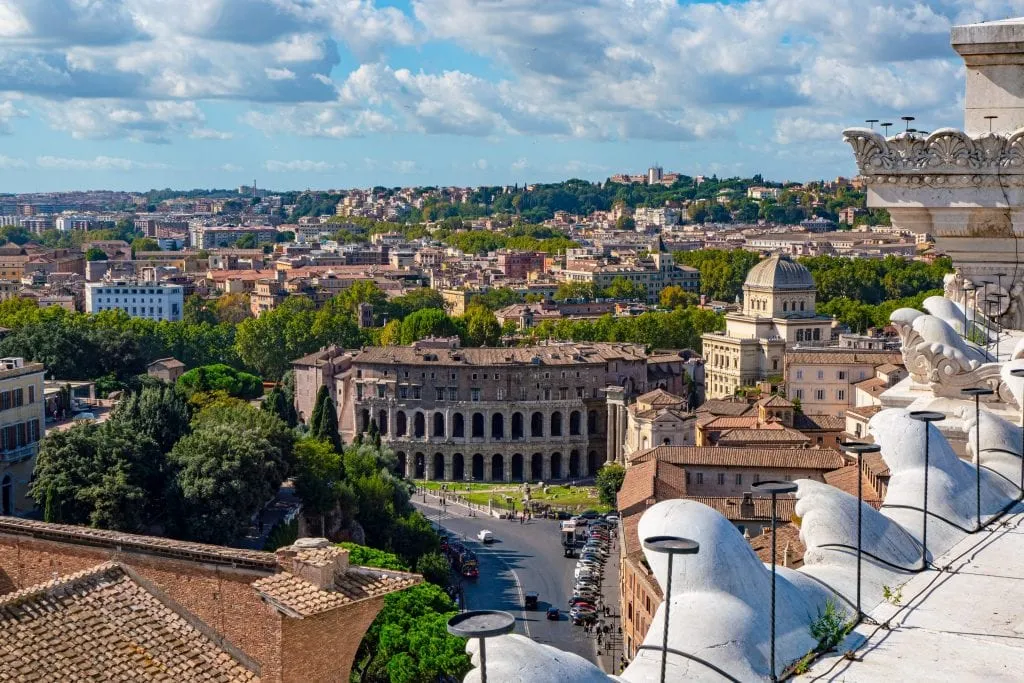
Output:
[[606, 404, 617, 463], [405, 456, 415, 479], [542, 453, 552, 482], [617, 404, 628, 464], [443, 454, 453, 481]]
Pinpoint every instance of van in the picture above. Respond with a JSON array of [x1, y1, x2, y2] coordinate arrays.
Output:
[[478, 530, 495, 544]]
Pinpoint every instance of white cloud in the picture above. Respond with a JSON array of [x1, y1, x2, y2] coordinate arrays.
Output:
[[263, 159, 336, 172], [393, 160, 418, 174], [190, 127, 233, 139], [511, 157, 528, 171], [219, 162, 243, 172], [36, 155, 165, 171], [0, 100, 26, 134], [472, 158, 488, 170], [41, 99, 205, 142], [264, 67, 296, 81], [0, 155, 27, 169]]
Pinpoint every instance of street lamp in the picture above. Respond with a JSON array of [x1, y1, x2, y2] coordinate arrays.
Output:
[[840, 441, 881, 621], [642, 535, 700, 683], [986, 292, 1007, 360], [446, 610, 516, 683], [962, 387, 994, 531], [751, 480, 798, 682], [908, 411, 945, 570], [1010, 368, 1024, 494]]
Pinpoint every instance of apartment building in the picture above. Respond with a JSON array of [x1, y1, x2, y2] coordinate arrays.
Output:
[[560, 252, 700, 304], [189, 225, 278, 249], [85, 280, 184, 321], [785, 349, 905, 417], [0, 357, 46, 516]]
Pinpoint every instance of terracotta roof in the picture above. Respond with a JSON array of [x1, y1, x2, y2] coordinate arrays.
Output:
[[620, 512, 664, 600], [853, 377, 888, 396], [846, 405, 884, 420], [629, 445, 845, 470], [0, 563, 259, 681], [863, 451, 891, 478], [687, 496, 797, 521], [699, 415, 760, 430], [875, 363, 901, 374], [794, 414, 846, 431], [0, 517, 277, 571], [636, 388, 686, 406], [353, 342, 648, 367], [749, 523, 806, 567], [716, 427, 810, 444], [253, 567, 420, 618], [617, 459, 687, 515], [823, 465, 883, 508], [757, 395, 794, 408], [786, 350, 904, 366], [696, 399, 753, 417]]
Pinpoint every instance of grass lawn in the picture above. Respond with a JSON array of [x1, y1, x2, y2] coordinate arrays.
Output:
[[459, 485, 609, 513]]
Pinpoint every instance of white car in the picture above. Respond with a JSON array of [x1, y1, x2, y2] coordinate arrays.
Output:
[[477, 530, 495, 544], [72, 412, 96, 421]]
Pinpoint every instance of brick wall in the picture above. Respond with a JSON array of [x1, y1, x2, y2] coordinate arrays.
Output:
[[281, 596, 385, 683]]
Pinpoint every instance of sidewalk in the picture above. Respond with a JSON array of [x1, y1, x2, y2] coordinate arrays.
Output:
[[595, 528, 624, 676]]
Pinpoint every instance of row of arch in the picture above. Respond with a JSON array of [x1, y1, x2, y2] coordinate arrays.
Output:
[[361, 409, 598, 440], [397, 450, 601, 482]]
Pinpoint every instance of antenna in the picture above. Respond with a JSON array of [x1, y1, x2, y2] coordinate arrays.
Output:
[[985, 115, 998, 132], [901, 116, 915, 132]]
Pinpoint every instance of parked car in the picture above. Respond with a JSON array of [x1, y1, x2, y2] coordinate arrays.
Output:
[[72, 412, 96, 421], [580, 510, 601, 519], [478, 530, 495, 544], [546, 606, 560, 620], [604, 513, 620, 523]]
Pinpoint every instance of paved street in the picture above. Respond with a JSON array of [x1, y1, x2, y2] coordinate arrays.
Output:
[[413, 493, 604, 664]]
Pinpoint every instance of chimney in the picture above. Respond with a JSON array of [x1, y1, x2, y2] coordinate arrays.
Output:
[[275, 538, 349, 590]]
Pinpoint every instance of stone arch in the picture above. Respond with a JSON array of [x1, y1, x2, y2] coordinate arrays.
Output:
[[414, 452, 426, 479], [378, 410, 388, 435], [472, 453, 484, 481], [1, 474, 11, 515], [491, 454, 504, 482], [569, 411, 581, 436], [783, 301, 788, 312], [433, 412, 445, 437], [414, 412, 425, 438], [492, 413, 505, 440], [472, 412, 485, 438], [453, 453, 465, 480], [511, 453, 524, 481], [587, 450, 599, 476], [531, 453, 543, 480], [641, 436, 649, 449], [511, 412, 524, 440], [569, 450, 580, 478], [588, 410, 598, 434], [396, 451, 407, 477], [551, 452, 563, 479], [359, 408, 370, 433], [396, 411, 407, 437], [531, 412, 544, 438], [453, 412, 465, 438], [550, 411, 563, 437], [432, 453, 444, 480]]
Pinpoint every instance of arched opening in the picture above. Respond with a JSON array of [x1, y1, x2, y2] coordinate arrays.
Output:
[[414, 412, 425, 438], [491, 413, 505, 440], [551, 452, 562, 479], [472, 453, 484, 481], [511, 454, 524, 481], [472, 413, 485, 438], [588, 410, 598, 434], [433, 412, 445, 437], [491, 454, 504, 481], [453, 453, 465, 480], [414, 452, 426, 479], [569, 450, 580, 478], [396, 451, 407, 476], [1, 474, 12, 515], [432, 453, 444, 480], [531, 412, 544, 438], [511, 412, 524, 440], [569, 411, 581, 436], [587, 450, 599, 476], [378, 410, 388, 435], [453, 413, 465, 438], [550, 412, 563, 437], [641, 436, 649, 449], [359, 409, 370, 433], [531, 453, 543, 480], [396, 411, 407, 437]]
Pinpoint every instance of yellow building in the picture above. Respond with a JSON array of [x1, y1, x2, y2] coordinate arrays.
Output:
[[0, 358, 46, 516]]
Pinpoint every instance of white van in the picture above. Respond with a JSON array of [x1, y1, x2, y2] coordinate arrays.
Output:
[[478, 530, 495, 544]]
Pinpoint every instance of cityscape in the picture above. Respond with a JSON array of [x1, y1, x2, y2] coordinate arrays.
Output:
[[2, 3, 1024, 683]]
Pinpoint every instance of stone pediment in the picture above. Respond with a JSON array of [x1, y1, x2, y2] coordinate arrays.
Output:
[[843, 127, 1024, 176]]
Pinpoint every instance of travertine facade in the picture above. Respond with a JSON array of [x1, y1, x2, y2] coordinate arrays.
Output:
[[0, 358, 46, 516]]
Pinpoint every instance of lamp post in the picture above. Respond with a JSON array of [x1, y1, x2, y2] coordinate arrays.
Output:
[[1010, 368, 1024, 495], [908, 411, 945, 570], [962, 388, 994, 531], [751, 480, 798, 682], [642, 535, 700, 683], [446, 610, 516, 683], [987, 292, 1007, 360], [961, 283, 977, 340], [839, 441, 881, 620]]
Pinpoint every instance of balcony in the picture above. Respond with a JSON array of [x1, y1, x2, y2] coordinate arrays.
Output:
[[0, 444, 37, 464]]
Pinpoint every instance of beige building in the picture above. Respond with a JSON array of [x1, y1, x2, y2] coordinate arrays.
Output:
[[623, 388, 695, 455], [0, 357, 46, 516], [785, 350, 905, 417], [702, 255, 833, 399]]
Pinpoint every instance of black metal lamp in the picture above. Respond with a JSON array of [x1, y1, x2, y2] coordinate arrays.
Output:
[[962, 387, 994, 531], [1010, 368, 1024, 494], [642, 535, 700, 683], [447, 610, 516, 683], [839, 441, 882, 620], [908, 411, 945, 570], [751, 480, 798, 681], [961, 283, 977, 340]]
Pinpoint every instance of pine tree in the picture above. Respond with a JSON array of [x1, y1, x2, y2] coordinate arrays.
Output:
[[44, 484, 59, 523], [310, 385, 341, 452], [310, 385, 329, 433]]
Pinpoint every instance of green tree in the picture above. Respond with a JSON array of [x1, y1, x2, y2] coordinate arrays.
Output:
[[415, 550, 451, 588], [387, 288, 446, 320], [85, 247, 108, 261], [108, 384, 191, 452], [660, 285, 697, 309], [615, 215, 636, 231], [310, 385, 343, 452], [262, 385, 297, 427], [595, 463, 626, 508], [213, 293, 252, 324], [293, 437, 348, 531], [399, 308, 458, 345], [460, 305, 501, 347], [603, 276, 646, 301], [131, 237, 160, 254], [177, 363, 263, 400], [553, 281, 597, 302]]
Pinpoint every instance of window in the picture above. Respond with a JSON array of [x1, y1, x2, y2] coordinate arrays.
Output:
[[448, 388, 458, 401], [817, 370, 824, 380], [576, 387, 584, 398], [28, 385, 34, 403], [795, 370, 803, 380], [559, 387, 568, 400], [13, 388, 22, 407], [544, 388, 551, 400], [836, 389, 846, 401], [495, 374, 500, 381], [404, 371, 410, 378], [412, 387, 421, 400], [471, 388, 481, 402], [717, 473, 725, 485], [472, 373, 478, 380], [685, 471, 691, 485], [435, 388, 445, 400], [795, 389, 804, 400], [356, 385, 364, 400], [696, 473, 704, 485], [735, 473, 742, 485], [815, 389, 825, 401], [376, 385, 385, 398], [399, 386, 408, 399], [837, 371, 846, 380]]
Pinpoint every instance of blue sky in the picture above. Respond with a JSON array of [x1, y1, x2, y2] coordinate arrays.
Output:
[[0, 0, 1019, 192]]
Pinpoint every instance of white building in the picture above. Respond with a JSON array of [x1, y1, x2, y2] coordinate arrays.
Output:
[[55, 216, 97, 232], [85, 281, 184, 321]]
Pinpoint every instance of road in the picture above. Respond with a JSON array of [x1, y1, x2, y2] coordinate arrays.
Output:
[[413, 494, 600, 664]]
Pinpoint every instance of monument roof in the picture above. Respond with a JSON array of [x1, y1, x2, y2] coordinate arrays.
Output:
[[743, 254, 815, 291]]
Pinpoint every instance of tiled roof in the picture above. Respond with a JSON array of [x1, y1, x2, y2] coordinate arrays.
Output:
[[620, 512, 664, 600], [687, 496, 797, 521], [629, 445, 845, 470], [757, 395, 794, 408], [0, 563, 259, 681], [636, 388, 686, 406], [823, 465, 883, 508], [749, 523, 806, 567], [716, 427, 810, 444], [794, 414, 846, 431], [875, 363, 901, 374], [696, 399, 754, 417], [352, 342, 648, 367], [253, 567, 420, 618], [786, 350, 904, 366], [863, 451, 891, 478], [0, 517, 277, 570], [846, 405, 884, 420], [617, 460, 687, 514], [700, 415, 760, 430]]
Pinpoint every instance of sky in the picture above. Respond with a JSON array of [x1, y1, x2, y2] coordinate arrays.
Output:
[[1, 0, 1023, 193]]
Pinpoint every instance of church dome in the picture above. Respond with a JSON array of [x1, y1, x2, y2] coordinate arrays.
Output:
[[744, 254, 815, 290]]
